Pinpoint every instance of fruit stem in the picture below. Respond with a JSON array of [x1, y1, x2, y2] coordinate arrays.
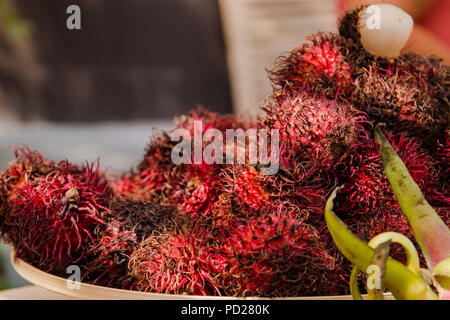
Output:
[[325, 187, 438, 300], [375, 124, 450, 269]]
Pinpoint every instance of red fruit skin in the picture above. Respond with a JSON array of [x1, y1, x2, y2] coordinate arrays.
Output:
[[85, 220, 137, 288], [0, 147, 55, 215], [5, 160, 110, 270], [213, 213, 343, 297], [352, 61, 447, 145], [435, 138, 450, 190], [336, 8, 448, 147], [112, 132, 174, 202], [221, 165, 270, 213], [129, 221, 223, 296], [167, 163, 220, 218], [214, 162, 331, 228], [115, 108, 256, 220], [262, 92, 368, 172], [270, 33, 354, 98], [1, 147, 55, 238], [83, 200, 173, 288], [336, 133, 449, 246], [175, 107, 254, 135]]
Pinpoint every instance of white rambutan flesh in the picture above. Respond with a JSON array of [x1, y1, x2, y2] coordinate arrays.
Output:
[[358, 4, 413, 58]]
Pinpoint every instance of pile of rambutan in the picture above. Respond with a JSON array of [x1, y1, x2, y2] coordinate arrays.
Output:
[[0, 6, 448, 297]]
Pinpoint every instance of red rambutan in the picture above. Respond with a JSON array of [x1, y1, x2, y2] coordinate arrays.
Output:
[[213, 213, 343, 297], [352, 62, 447, 144], [5, 160, 110, 270], [0, 147, 56, 239], [336, 133, 448, 241], [261, 92, 368, 171], [115, 108, 255, 219], [128, 220, 223, 295], [270, 33, 353, 97], [221, 165, 270, 213], [113, 131, 175, 202], [84, 219, 137, 288], [83, 200, 173, 288], [166, 163, 220, 218], [0, 146, 55, 202], [213, 162, 330, 226], [175, 107, 253, 134]]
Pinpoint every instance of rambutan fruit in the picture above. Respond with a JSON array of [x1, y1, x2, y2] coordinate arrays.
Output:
[[270, 33, 353, 97], [220, 165, 270, 213], [115, 108, 256, 217], [336, 132, 448, 242], [400, 53, 450, 115], [113, 131, 175, 202], [128, 219, 223, 295], [336, 7, 448, 145], [84, 219, 137, 288], [5, 160, 111, 270], [165, 163, 221, 219], [213, 162, 330, 227], [211, 165, 272, 224], [261, 92, 368, 172], [83, 200, 173, 288], [0, 147, 56, 240], [352, 62, 447, 145], [338, 6, 406, 64], [109, 200, 174, 241], [115, 147, 220, 221], [0, 146, 55, 212], [337, 5, 387, 65], [175, 107, 253, 135], [0, 147, 55, 241], [214, 213, 344, 297]]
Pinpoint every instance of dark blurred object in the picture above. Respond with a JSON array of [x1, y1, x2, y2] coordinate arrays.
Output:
[[1, 0, 231, 121], [0, 0, 42, 121]]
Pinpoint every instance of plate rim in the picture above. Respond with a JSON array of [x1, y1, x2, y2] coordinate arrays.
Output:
[[10, 249, 382, 300]]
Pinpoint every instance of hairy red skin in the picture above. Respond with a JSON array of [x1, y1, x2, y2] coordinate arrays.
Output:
[[112, 132, 175, 202], [115, 108, 256, 221], [166, 163, 220, 218], [5, 160, 110, 270], [83, 200, 172, 288], [270, 33, 354, 98], [351, 61, 447, 144], [221, 166, 270, 213], [0, 146, 55, 201], [0, 8, 447, 297], [214, 162, 331, 228], [0, 147, 56, 238], [213, 213, 343, 297], [336, 133, 449, 244], [84, 220, 137, 288], [129, 221, 223, 296], [262, 92, 368, 172], [175, 107, 254, 134]]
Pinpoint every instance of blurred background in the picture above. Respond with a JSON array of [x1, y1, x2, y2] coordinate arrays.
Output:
[[1, 0, 449, 290]]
